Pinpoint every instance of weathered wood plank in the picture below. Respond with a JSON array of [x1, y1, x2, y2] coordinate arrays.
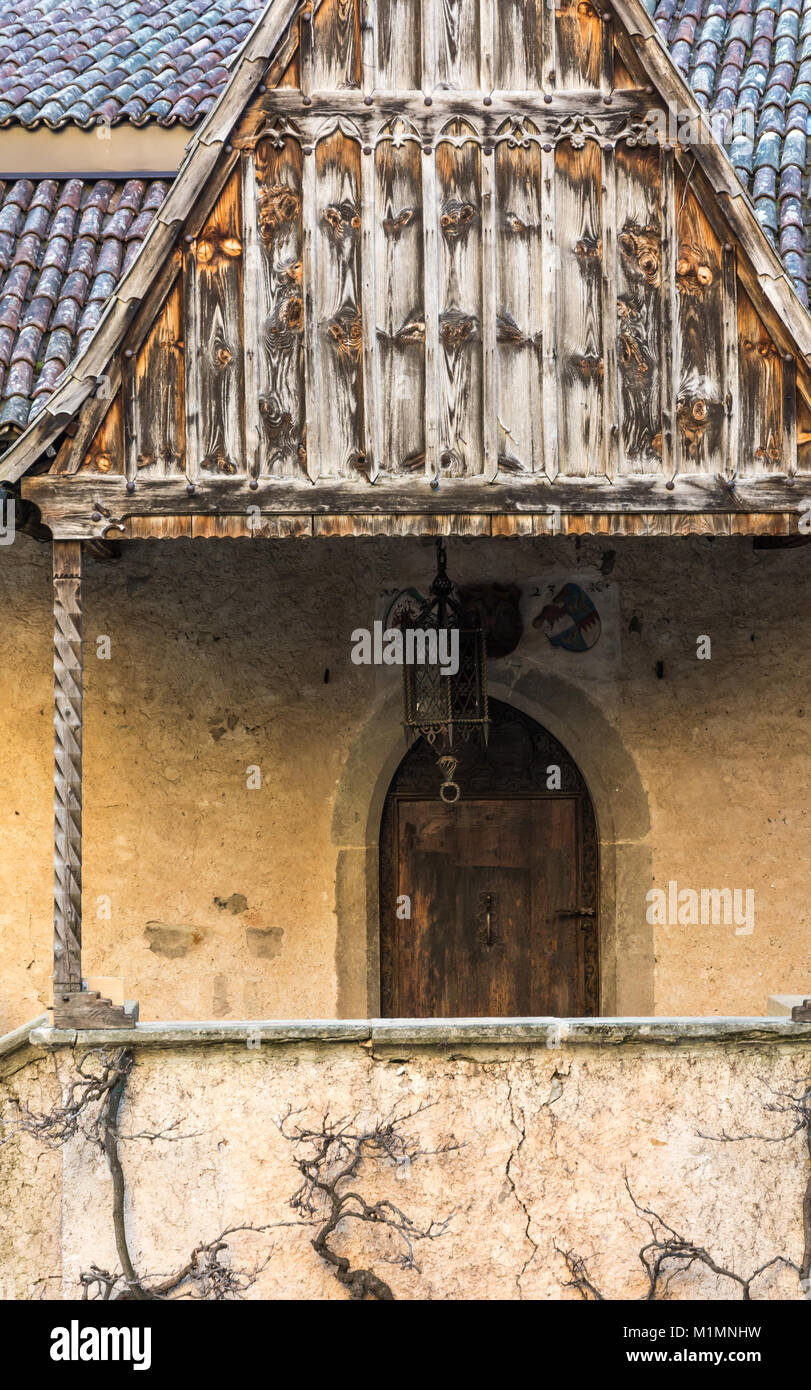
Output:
[[671, 512, 731, 536], [53, 540, 83, 994], [187, 170, 244, 477], [556, 0, 602, 91], [600, 6, 614, 95], [481, 139, 498, 480], [52, 990, 136, 1029], [313, 0, 361, 89], [376, 123, 425, 473], [360, 139, 380, 477], [555, 137, 603, 476], [315, 129, 365, 477], [675, 177, 725, 473], [53, 378, 121, 477], [130, 277, 185, 478], [301, 139, 321, 480], [76, 392, 125, 476], [491, 513, 534, 535], [600, 141, 618, 481], [300, 3, 314, 96], [242, 150, 262, 479], [360, 0, 376, 95], [659, 144, 678, 482], [541, 0, 556, 87], [797, 392, 811, 473], [420, 0, 436, 93], [783, 354, 797, 480], [737, 290, 783, 477], [436, 121, 484, 476], [436, 0, 480, 91], [495, 124, 543, 474], [313, 511, 490, 535], [729, 511, 791, 535], [480, 0, 494, 94], [540, 142, 558, 479], [496, 0, 543, 89], [721, 240, 739, 480], [616, 141, 662, 472], [26, 473, 811, 533], [377, 0, 421, 90], [422, 139, 440, 480], [253, 133, 306, 478]]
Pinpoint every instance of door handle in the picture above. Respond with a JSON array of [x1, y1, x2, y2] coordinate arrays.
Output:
[[554, 906, 595, 919], [477, 891, 497, 949]]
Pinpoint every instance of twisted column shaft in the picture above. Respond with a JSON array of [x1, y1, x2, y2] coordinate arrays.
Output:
[[53, 540, 83, 993]]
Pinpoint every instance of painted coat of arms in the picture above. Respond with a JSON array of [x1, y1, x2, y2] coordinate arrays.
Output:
[[532, 583, 602, 652]]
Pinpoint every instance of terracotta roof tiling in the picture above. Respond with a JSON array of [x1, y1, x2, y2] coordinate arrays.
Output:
[[647, 0, 811, 304], [0, 175, 169, 439], [0, 0, 261, 130]]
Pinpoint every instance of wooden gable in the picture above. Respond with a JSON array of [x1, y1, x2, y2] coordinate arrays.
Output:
[[17, 0, 811, 540]]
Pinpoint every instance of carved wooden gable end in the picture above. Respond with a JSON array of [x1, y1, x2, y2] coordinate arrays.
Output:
[[18, 0, 811, 539]]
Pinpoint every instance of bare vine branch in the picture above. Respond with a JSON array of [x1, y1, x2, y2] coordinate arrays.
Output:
[[277, 1102, 461, 1299]]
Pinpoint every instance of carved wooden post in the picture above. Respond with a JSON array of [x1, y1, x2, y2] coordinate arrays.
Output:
[[52, 540, 135, 1029], [53, 541, 83, 1000]]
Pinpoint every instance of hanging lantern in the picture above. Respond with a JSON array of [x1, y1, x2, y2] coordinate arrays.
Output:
[[403, 539, 489, 802]]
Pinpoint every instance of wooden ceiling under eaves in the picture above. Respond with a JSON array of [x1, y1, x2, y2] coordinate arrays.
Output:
[[23, 0, 811, 541]]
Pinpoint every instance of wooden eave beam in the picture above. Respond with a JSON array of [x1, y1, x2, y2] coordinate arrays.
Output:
[[22, 472, 811, 541]]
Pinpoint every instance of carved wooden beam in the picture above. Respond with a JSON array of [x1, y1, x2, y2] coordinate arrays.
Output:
[[52, 540, 135, 1029], [22, 472, 811, 540]]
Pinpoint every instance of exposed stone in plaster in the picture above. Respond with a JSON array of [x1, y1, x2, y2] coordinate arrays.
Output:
[[144, 923, 203, 958], [245, 926, 284, 958]]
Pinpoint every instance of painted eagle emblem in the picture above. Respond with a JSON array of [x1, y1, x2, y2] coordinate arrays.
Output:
[[532, 583, 601, 652]]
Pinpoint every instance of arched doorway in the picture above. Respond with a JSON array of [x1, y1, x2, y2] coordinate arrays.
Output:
[[379, 700, 599, 1018]]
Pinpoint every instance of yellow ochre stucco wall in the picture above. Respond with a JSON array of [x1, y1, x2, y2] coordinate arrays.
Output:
[[0, 530, 809, 1030]]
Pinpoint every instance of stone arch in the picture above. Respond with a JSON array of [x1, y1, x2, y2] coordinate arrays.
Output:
[[332, 671, 652, 1017]]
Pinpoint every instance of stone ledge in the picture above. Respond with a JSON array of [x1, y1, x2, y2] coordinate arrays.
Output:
[[0, 1013, 49, 1060], [25, 1015, 811, 1051], [28, 1020, 373, 1049]]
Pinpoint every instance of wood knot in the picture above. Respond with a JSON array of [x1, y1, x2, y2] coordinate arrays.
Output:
[[281, 295, 304, 331], [618, 224, 660, 286], [196, 234, 242, 266], [439, 311, 478, 351], [677, 391, 720, 457], [201, 447, 238, 475], [323, 202, 361, 242], [676, 244, 715, 297], [505, 212, 531, 235], [383, 207, 415, 237], [575, 236, 600, 261], [325, 311, 362, 359], [440, 200, 476, 239], [258, 185, 300, 241]]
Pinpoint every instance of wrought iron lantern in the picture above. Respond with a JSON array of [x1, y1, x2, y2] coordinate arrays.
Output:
[[403, 539, 489, 802]]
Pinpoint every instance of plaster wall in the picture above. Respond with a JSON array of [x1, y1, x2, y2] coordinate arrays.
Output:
[[1, 1032, 809, 1301], [0, 531, 809, 1029]]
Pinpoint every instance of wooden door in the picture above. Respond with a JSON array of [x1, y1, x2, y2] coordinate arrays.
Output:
[[379, 701, 599, 1018]]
